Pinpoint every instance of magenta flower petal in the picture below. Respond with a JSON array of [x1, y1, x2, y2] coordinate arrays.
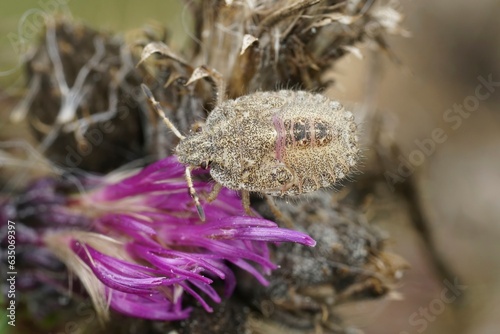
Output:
[[108, 290, 192, 321], [3, 156, 316, 321], [72, 242, 179, 293]]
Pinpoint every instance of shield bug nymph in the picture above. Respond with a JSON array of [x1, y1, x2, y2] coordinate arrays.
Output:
[[142, 67, 359, 221]]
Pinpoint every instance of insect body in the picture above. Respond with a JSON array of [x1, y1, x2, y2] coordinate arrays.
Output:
[[177, 90, 358, 195], [142, 69, 359, 220]]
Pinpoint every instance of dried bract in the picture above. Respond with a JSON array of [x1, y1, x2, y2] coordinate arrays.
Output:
[[13, 20, 146, 172]]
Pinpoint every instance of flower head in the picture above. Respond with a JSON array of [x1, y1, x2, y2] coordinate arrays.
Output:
[[1, 156, 315, 321]]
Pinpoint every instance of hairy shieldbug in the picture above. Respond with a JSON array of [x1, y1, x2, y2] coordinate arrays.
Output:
[[142, 67, 359, 221]]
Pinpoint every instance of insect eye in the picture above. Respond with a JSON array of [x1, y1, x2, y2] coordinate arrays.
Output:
[[191, 122, 204, 133], [200, 161, 211, 169]]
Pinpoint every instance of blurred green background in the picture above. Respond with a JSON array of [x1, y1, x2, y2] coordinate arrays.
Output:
[[0, 0, 184, 88]]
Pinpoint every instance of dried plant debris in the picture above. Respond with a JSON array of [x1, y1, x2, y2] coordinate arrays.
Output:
[[139, 0, 406, 93], [239, 192, 407, 333], [184, 0, 403, 95], [12, 20, 148, 172]]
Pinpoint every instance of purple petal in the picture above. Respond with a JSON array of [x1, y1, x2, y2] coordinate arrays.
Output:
[[109, 289, 192, 321], [72, 241, 178, 294]]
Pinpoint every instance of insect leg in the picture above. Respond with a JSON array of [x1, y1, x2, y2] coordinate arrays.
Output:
[[241, 190, 253, 216], [141, 84, 185, 140], [264, 195, 294, 228], [207, 183, 223, 203], [185, 166, 205, 221]]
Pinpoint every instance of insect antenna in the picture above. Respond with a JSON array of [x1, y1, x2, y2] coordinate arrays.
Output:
[[141, 84, 185, 140], [141, 83, 206, 221]]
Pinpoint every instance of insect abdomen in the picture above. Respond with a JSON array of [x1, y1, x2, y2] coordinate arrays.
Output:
[[273, 115, 333, 161]]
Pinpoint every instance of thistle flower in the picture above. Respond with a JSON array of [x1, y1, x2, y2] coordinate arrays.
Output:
[[1, 156, 315, 321]]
